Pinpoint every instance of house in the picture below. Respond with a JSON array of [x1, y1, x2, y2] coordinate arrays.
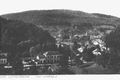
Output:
[[0, 52, 8, 65], [44, 51, 62, 64], [36, 51, 63, 65], [36, 55, 46, 64]]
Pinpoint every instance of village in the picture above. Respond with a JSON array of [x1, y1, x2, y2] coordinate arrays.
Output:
[[1, 24, 117, 74]]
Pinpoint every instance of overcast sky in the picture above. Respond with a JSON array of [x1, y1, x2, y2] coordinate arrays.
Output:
[[0, 0, 120, 17]]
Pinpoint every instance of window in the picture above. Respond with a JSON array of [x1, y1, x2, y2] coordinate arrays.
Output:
[[51, 56, 53, 58]]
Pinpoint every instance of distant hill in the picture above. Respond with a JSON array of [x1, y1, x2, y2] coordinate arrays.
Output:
[[1, 10, 120, 37], [1, 10, 120, 26]]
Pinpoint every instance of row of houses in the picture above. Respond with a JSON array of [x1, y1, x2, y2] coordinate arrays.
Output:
[[22, 51, 63, 66], [36, 51, 62, 64], [0, 50, 63, 68]]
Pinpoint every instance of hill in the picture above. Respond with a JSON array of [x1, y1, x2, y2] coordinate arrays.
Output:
[[1, 10, 120, 37], [2, 10, 120, 26]]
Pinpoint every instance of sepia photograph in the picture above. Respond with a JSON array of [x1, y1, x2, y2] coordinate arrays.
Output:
[[0, 0, 120, 79]]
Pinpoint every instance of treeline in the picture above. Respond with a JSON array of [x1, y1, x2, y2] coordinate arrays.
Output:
[[95, 26, 120, 73], [0, 17, 56, 62]]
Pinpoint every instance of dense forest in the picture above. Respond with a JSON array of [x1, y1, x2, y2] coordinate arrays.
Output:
[[0, 17, 56, 63]]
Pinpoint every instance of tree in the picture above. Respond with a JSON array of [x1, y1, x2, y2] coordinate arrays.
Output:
[[105, 26, 120, 50], [101, 26, 120, 73]]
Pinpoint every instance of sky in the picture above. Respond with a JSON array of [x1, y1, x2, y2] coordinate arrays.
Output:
[[0, 0, 120, 17]]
